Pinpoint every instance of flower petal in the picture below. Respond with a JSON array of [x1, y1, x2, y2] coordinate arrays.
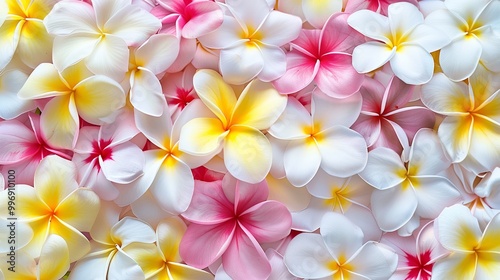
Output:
[[347, 10, 391, 43], [168, 262, 216, 280], [240, 201, 291, 243], [130, 68, 166, 117], [371, 185, 418, 232], [272, 51, 318, 94], [0, 120, 36, 164], [225, 0, 270, 31], [219, 42, 265, 85], [408, 128, 450, 175], [284, 233, 334, 279], [312, 92, 362, 130], [111, 217, 156, 247], [179, 117, 228, 156], [135, 34, 179, 74], [256, 45, 287, 82], [43, 1, 98, 35], [107, 249, 146, 280], [197, 15, 243, 49], [352, 42, 395, 73], [0, 20, 21, 70], [302, 0, 342, 29], [284, 138, 321, 187], [389, 45, 434, 85], [320, 212, 364, 260], [38, 234, 70, 280], [432, 252, 477, 280], [101, 142, 144, 184], [258, 10, 302, 46], [52, 33, 100, 73], [182, 180, 233, 225], [0, 69, 35, 119], [348, 242, 398, 279], [156, 216, 186, 262], [85, 34, 129, 81], [49, 217, 91, 262], [358, 148, 406, 190], [421, 73, 471, 114], [414, 176, 461, 219], [17, 20, 53, 68], [17, 63, 71, 99], [268, 97, 311, 140], [55, 188, 100, 232], [437, 115, 473, 163], [435, 204, 481, 252], [182, 1, 224, 39], [440, 37, 482, 81], [315, 53, 363, 98]]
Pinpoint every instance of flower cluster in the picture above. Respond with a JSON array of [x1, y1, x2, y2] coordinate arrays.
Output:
[[1, 0, 500, 279]]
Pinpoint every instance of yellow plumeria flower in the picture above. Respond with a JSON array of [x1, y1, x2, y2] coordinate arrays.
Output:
[[434, 204, 500, 279], [179, 69, 287, 183], [0, 0, 55, 70], [0, 155, 101, 263], [125, 216, 214, 280], [18, 62, 125, 149]]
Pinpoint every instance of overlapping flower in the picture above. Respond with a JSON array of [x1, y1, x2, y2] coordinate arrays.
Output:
[[1, 0, 500, 279]]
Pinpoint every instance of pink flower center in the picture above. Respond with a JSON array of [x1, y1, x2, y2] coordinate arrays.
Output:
[[169, 87, 195, 110], [405, 250, 433, 280], [84, 139, 114, 170]]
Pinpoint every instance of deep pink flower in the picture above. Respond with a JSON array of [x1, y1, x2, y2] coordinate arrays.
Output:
[[272, 13, 364, 98], [161, 64, 199, 121], [351, 76, 435, 154], [180, 176, 292, 280]]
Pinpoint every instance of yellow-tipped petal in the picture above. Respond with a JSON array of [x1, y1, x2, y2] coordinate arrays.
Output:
[[37, 234, 70, 280], [156, 216, 186, 263], [167, 262, 215, 280], [122, 243, 165, 279], [5, 185, 49, 221], [55, 188, 100, 232], [49, 217, 90, 262], [179, 117, 228, 156], [193, 69, 237, 127], [27, 0, 57, 19], [231, 79, 287, 130], [17, 63, 71, 99], [40, 95, 79, 149], [17, 19, 52, 68]]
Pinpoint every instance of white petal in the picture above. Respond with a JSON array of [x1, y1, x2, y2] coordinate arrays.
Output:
[[85, 34, 129, 81], [131, 191, 172, 227], [130, 68, 166, 117], [52, 34, 100, 72], [408, 128, 450, 175], [389, 45, 434, 85], [347, 10, 391, 44], [225, 0, 270, 31], [387, 2, 423, 39], [44, 1, 98, 35], [425, 9, 464, 41], [440, 37, 482, 81], [421, 73, 470, 114], [198, 15, 244, 49], [0, 70, 34, 119], [320, 212, 364, 260], [256, 45, 286, 82], [371, 185, 418, 232], [437, 115, 473, 163], [40, 95, 79, 149], [348, 242, 398, 279], [406, 24, 451, 52], [284, 138, 321, 187], [134, 34, 179, 74], [414, 176, 461, 219], [92, 0, 131, 27], [108, 249, 145, 280], [284, 233, 334, 279], [316, 126, 368, 178], [38, 234, 70, 280], [358, 148, 406, 190], [133, 103, 171, 149], [68, 255, 108, 280], [219, 42, 264, 85], [101, 142, 144, 184], [17, 63, 70, 99], [431, 252, 477, 280], [111, 217, 155, 247], [352, 42, 395, 73], [302, 0, 342, 29], [259, 10, 302, 46], [312, 92, 362, 129], [268, 97, 311, 140], [435, 204, 481, 252], [0, 220, 33, 253], [0, 20, 21, 71], [444, 0, 490, 21]]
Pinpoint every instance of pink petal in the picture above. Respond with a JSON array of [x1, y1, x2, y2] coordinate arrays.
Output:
[[315, 53, 363, 98], [386, 107, 436, 143], [351, 114, 382, 147], [223, 177, 268, 213], [320, 12, 363, 54], [381, 76, 414, 113], [222, 227, 271, 280], [0, 120, 37, 164], [182, 180, 234, 224], [180, 222, 236, 269], [182, 1, 224, 38], [272, 51, 318, 94], [240, 201, 291, 243]]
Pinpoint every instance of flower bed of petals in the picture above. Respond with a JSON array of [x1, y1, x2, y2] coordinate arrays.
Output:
[[1, 0, 500, 279]]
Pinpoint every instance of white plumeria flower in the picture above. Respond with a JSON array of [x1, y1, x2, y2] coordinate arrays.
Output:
[[198, 0, 302, 84], [69, 202, 156, 280], [0, 59, 35, 119], [348, 2, 450, 85], [426, 0, 500, 81], [359, 128, 461, 233], [433, 204, 500, 279], [127, 34, 179, 117], [284, 212, 398, 280], [44, 0, 161, 81], [269, 93, 367, 187]]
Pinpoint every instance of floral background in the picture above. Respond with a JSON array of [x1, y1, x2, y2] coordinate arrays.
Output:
[[1, 0, 500, 279]]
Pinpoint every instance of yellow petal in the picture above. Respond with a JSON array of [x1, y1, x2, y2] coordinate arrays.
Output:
[[55, 188, 100, 232], [231, 79, 287, 130], [59, 60, 93, 88], [17, 19, 52, 68], [122, 243, 165, 279], [25, 218, 50, 259], [156, 216, 186, 263], [17, 63, 71, 99], [26, 0, 56, 19], [40, 95, 79, 149], [50, 217, 90, 262], [178, 117, 228, 156], [193, 69, 236, 127], [37, 234, 70, 280], [2, 185, 50, 221]]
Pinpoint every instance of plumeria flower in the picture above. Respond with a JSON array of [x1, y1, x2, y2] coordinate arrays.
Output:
[[421, 64, 500, 174], [278, 0, 344, 29], [426, 0, 500, 81], [70, 202, 156, 280], [115, 100, 212, 222], [72, 115, 145, 201], [433, 204, 500, 279], [359, 128, 461, 233], [198, 0, 302, 84], [348, 2, 450, 85], [125, 216, 214, 280], [179, 69, 287, 183], [0, 59, 35, 119], [0, 0, 55, 70], [179, 176, 292, 280], [0, 155, 100, 262], [161, 64, 199, 121], [17, 62, 126, 149], [381, 221, 449, 280], [272, 13, 365, 98], [284, 212, 398, 279], [43, 0, 161, 80], [269, 93, 367, 187], [0, 235, 70, 280], [127, 33, 179, 117], [345, 0, 418, 15], [0, 113, 72, 185], [352, 75, 435, 154]]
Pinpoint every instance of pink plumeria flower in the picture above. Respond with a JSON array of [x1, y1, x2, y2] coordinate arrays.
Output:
[[345, 0, 418, 15], [433, 204, 500, 279], [359, 128, 461, 234], [381, 221, 449, 280], [273, 13, 365, 98], [0, 113, 72, 185], [426, 0, 500, 81], [352, 75, 435, 154], [285, 212, 398, 279], [348, 2, 450, 85], [72, 114, 145, 201], [198, 0, 302, 84], [179, 176, 292, 280], [269, 93, 367, 187], [161, 64, 199, 121]]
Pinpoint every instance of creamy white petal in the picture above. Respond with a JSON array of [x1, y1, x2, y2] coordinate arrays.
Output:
[[389, 45, 434, 85], [219, 42, 264, 85], [371, 185, 418, 232], [352, 42, 395, 74], [358, 148, 406, 190], [284, 233, 334, 279], [284, 138, 321, 187], [440, 37, 482, 81], [435, 204, 481, 252]]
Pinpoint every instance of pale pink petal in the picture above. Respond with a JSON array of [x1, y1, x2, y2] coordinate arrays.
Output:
[[371, 185, 418, 232], [435, 204, 481, 252], [358, 148, 406, 190], [180, 223, 235, 269], [135, 34, 179, 74], [386, 107, 435, 142], [85, 34, 129, 81], [440, 37, 482, 81], [130, 69, 167, 117], [320, 212, 364, 260], [258, 10, 302, 46], [352, 42, 395, 73], [240, 201, 291, 243], [271, 51, 318, 94], [182, 1, 224, 38], [283, 138, 321, 187], [284, 233, 334, 278], [100, 142, 144, 184], [316, 126, 368, 178], [381, 76, 413, 112], [321, 13, 364, 54], [182, 180, 234, 224], [315, 53, 364, 98], [256, 45, 287, 82], [414, 176, 461, 219], [348, 242, 398, 279], [166, 37, 197, 73], [43, 1, 98, 35], [219, 43, 264, 85], [312, 91, 362, 129], [389, 45, 434, 85], [222, 227, 271, 280], [224, 177, 268, 211], [0, 120, 37, 164], [421, 73, 471, 115]]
